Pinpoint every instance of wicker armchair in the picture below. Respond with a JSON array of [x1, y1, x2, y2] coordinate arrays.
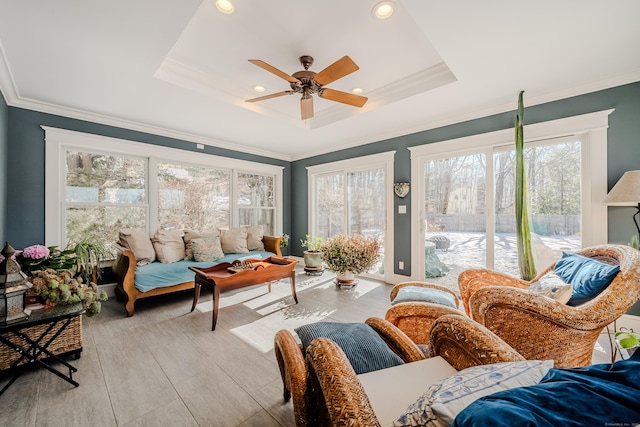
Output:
[[273, 317, 425, 427], [458, 244, 640, 368], [305, 314, 525, 426], [385, 282, 464, 345]]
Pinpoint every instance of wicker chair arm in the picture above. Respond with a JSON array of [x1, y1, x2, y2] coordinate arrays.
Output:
[[458, 268, 531, 315], [389, 281, 460, 308], [430, 314, 525, 371], [384, 302, 464, 346], [364, 317, 425, 362], [274, 330, 319, 426], [469, 286, 616, 330], [306, 337, 381, 427]]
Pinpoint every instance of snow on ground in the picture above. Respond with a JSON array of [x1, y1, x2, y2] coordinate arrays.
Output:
[[424, 232, 580, 294]]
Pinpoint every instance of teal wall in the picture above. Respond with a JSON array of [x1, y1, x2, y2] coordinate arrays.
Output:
[[2, 81, 639, 314], [0, 93, 7, 242], [291, 82, 640, 280], [3, 108, 291, 248]]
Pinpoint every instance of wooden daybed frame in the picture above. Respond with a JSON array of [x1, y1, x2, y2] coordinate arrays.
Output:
[[112, 235, 282, 316]]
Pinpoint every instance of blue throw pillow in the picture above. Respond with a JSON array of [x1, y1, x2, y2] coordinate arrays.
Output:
[[554, 252, 620, 306], [294, 322, 404, 374], [391, 286, 457, 308]]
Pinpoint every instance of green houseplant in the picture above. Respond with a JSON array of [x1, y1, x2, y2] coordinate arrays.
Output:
[[320, 234, 380, 283], [71, 238, 114, 284], [615, 330, 639, 359], [515, 91, 537, 281], [301, 234, 324, 268]]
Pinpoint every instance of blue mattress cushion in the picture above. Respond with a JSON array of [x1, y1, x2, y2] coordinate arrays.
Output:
[[133, 250, 274, 293]]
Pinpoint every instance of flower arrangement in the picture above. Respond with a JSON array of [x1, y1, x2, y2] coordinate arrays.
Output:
[[11, 243, 110, 316], [280, 233, 290, 248], [320, 234, 380, 274], [28, 269, 108, 316], [16, 245, 77, 275]]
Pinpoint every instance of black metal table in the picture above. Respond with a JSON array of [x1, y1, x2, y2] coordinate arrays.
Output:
[[0, 303, 85, 395]]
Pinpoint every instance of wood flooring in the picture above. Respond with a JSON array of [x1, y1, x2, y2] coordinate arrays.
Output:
[[0, 266, 617, 426], [0, 268, 394, 427]]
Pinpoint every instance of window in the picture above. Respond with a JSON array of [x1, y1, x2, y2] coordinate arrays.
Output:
[[409, 110, 612, 280], [157, 161, 231, 231], [65, 151, 147, 245], [236, 172, 276, 235], [44, 127, 283, 250], [307, 151, 394, 281]]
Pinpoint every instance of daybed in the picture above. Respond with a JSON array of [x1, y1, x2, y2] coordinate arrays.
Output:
[[112, 227, 281, 316]]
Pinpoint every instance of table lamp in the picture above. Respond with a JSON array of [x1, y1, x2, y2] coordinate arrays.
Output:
[[602, 170, 640, 239]]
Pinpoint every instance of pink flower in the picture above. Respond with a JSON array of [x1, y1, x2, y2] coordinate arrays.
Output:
[[22, 245, 50, 260]]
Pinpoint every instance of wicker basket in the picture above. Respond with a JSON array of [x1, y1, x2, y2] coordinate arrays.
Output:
[[0, 315, 83, 371]]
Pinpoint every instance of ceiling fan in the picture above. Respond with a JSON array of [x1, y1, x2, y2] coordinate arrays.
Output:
[[245, 55, 368, 120]]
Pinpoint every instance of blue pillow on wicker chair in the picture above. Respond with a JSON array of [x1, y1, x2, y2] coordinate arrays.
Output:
[[295, 322, 404, 374], [554, 252, 620, 306]]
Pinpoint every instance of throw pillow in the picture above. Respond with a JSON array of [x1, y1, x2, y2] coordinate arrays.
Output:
[[151, 229, 185, 263], [392, 360, 554, 427], [118, 228, 156, 266], [219, 227, 249, 254], [295, 322, 404, 375], [191, 236, 224, 262], [183, 229, 219, 260], [245, 225, 265, 251], [526, 273, 573, 304], [554, 252, 621, 306], [391, 286, 457, 309]]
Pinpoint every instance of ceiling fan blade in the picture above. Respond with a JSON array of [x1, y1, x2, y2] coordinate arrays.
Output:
[[245, 90, 296, 103], [248, 60, 300, 84], [313, 56, 359, 86], [301, 96, 314, 120], [319, 88, 368, 108]]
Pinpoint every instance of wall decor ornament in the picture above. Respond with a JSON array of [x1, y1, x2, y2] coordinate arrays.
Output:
[[394, 182, 410, 198]]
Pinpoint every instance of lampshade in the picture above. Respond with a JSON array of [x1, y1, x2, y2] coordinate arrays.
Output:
[[602, 170, 640, 205]]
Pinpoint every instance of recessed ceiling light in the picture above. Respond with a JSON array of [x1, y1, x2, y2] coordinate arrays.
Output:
[[351, 87, 364, 95], [252, 85, 266, 93], [215, 0, 235, 14], [372, 1, 394, 20]]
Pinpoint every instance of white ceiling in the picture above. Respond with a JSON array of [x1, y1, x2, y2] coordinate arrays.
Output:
[[0, 0, 639, 161]]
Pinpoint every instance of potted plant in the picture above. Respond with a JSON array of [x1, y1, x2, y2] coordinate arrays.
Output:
[[70, 238, 114, 284], [320, 234, 380, 284], [615, 330, 639, 359], [301, 234, 324, 269]]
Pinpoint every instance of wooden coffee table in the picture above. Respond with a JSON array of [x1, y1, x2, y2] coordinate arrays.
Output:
[[189, 256, 299, 330]]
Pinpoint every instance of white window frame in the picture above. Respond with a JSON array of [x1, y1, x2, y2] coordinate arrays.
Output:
[[307, 151, 395, 283], [408, 109, 613, 280], [43, 126, 284, 246]]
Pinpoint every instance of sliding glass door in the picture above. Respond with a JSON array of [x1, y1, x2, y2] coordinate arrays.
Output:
[[308, 152, 394, 280], [415, 137, 584, 279]]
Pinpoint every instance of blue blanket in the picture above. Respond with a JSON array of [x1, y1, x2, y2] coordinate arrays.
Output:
[[452, 351, 640, 427]]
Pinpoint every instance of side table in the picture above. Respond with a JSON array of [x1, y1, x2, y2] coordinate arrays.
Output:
[[0, 303, 85, 395]]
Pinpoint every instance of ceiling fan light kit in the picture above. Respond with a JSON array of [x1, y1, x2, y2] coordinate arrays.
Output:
[[246, 55, 368, 120]]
